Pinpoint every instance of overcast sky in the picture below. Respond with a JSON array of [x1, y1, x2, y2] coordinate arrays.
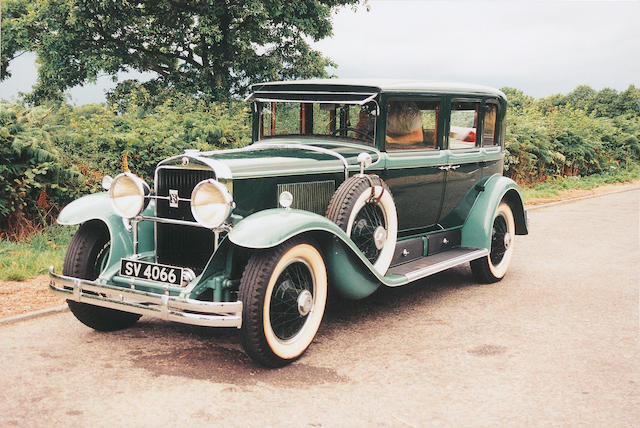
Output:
[[1, 0, 639, 104]]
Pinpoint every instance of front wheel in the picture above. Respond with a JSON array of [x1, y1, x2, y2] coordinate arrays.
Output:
[[63, 221, 141, 331], [470, 202, 516, 283], [239, 239, 327, 367]]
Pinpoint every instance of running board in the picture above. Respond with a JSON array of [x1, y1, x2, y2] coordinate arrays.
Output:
[[386, 247, 488, 283]]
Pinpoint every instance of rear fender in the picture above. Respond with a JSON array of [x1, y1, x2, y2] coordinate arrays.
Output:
[[229, 209, 405, 299], [461, 175, 528, 250]]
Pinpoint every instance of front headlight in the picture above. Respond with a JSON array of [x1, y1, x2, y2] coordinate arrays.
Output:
[[109, 172, 150, 218], [191, 179, 233, 228]]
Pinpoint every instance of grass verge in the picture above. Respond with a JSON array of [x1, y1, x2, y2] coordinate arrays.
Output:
[[521, 166, 640, 201], [0, 225, 76, 281]]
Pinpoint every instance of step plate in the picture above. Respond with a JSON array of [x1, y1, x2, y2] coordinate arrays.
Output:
[[387, 247, 488, 282]]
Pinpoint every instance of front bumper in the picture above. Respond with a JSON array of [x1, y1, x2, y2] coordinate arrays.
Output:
[[49, 267, 242, 328]]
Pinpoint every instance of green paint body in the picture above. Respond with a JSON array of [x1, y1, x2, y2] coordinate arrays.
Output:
[[55, 80, 527, 303]]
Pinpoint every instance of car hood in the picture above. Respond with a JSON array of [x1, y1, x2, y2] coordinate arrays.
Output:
[[196, 140, 381, 180]]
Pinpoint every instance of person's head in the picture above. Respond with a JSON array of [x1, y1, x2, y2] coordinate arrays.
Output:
[[386, 102, 422, 137]]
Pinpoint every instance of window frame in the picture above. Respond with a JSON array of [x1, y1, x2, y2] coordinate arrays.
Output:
[[447, 98, 482, 151], [446, 97, 504, 151], [382, 96, 444, 153], [255, 101, 378, 147], [480, 99, 501, 148]]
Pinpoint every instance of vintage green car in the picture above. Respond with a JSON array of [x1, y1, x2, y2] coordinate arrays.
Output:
[[49, 79, 528, 367]]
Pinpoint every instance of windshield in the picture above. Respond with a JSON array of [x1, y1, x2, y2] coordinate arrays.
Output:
[[257, 101, 377, 146]]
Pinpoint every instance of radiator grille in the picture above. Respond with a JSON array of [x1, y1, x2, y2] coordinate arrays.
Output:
[[277, 180, 335, 215], [156, 168, 216, 273]]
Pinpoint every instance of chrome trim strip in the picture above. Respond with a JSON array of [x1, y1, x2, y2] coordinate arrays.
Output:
[[253, 90, 378, 95], [198, 143, 351, 180], [156, 154, 232, 180], [132, 219, 139, 254], [483, 147, 502, 153], [246, 90, 378, 104], [49, 267, 242, 328], [232, 166, 359, 180], [230, 143, 351, 181], [253, 97, 374, 105], [361, 93, 378, 105], [403, 249, 489, 282], [135, 215, 231, 231], [147, 194, 191, 203]]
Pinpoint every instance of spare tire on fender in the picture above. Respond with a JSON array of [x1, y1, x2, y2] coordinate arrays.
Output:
[[326, 175, 398, 275]]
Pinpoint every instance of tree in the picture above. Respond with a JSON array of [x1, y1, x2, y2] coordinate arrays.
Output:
[[563, 85, 597, 112], [1, 0, 365, 103], [592, 87, 619, 117], [500, 87, 534, 113], [0, 0, 35, 80], [616, 85, 640, 116]]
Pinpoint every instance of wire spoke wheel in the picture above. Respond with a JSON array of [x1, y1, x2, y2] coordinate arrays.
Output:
[[490, 214, 508, 266], [239, 239, 327, 367], [470, 202, 516, 283], [351, 202, 386, 264], [269, 260, 315, 341]]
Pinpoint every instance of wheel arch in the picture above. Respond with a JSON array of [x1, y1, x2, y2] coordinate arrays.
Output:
[[228, 209, 403, 299], [57, 193, 154, 275], [501, 188, 528, 236], [461, 175, 528, 251]]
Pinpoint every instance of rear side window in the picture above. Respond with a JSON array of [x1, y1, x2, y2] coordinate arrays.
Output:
[[385, 100, 440, 151], [482, 104, 499, 147], [449, 101, 479, 149]]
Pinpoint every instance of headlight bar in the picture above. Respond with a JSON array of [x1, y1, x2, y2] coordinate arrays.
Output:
[[110, 174, 234, 231]]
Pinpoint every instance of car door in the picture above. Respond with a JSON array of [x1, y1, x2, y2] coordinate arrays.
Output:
[[381, 97, 446, 235], [439, 98, 485, 226]]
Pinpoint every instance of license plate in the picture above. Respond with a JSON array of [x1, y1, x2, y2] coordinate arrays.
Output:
[[120, 259, 183, 286]]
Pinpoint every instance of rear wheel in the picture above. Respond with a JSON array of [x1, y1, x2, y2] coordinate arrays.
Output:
[[239, 239, 327, 367], [470, 202, 516, 283], [64, 221, 141, 331]]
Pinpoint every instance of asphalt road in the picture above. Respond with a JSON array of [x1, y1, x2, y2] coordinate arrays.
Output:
[[1, 190, 638, 427]]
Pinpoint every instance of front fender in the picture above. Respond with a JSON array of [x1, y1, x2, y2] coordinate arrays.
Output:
[[230, 208, 352, 249], [461, 175, 528, 250], [57, 193, 154, 273], [58, 192, 117, 226], [229, 209, 406, 299]]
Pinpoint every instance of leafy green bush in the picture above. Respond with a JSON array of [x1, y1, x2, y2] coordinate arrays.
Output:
[[0, 97, 251, 239], [502, 86, 640, 184], [55, 95, 251, 181], [0, 103, 85, 239], [1, 84, 638, 240]]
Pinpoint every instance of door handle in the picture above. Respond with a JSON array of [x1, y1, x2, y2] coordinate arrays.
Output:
[[438, 165, 461, 171]]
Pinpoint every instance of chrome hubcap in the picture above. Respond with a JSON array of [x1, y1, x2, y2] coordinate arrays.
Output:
[[297, 290, 313, 316], [503, 232, 512, 249], [373, 226, 387, 250]]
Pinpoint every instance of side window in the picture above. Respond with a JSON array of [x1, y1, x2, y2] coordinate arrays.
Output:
[[450, 101, 479, 149], [482, 104, 498, 147], [386, 100, 440, 151], [260, 102, 300, 136]]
